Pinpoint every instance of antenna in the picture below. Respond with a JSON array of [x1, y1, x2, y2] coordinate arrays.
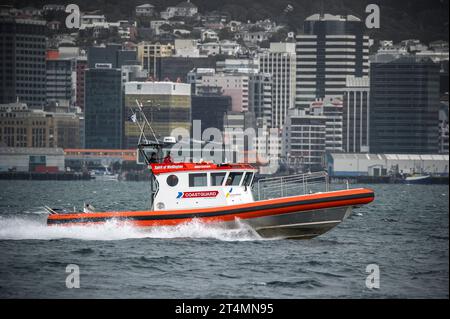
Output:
[[130, 99, 160, 145], [319, 0, 324, 16], [127, 99, 164, 165]]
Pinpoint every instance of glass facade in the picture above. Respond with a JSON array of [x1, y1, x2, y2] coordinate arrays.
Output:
[[0, 17, 46, 108], [124, 91, 191, 148], [85, 68, 123, 149], [191, 95, 231, 133], [370, 57, 440, 154]]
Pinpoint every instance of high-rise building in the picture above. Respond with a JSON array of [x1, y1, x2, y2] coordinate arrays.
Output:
[[85, 66, 123, 149], [199, 73, 249, 112], [259, 43, 296, 129], [75, 58, 87, 110], [438, 97, 448, 154], [191, 94, 231, 133], [370, 56, 440, 154], [0, 17, 47, 109], [124, 82, 191, 148], [282, 108, 327, 171], [87, 44, 137, 69], [216, 58, 259, 74], [295, 14, 370, 109], [157, 56, 217, 82], [187, 68, 216, 94], [248, 73, 272, 128], [137, 42, 174, 79], [309, 96, 344, 153], [46, 58, 74, 107], [341, 76, 370, 153]]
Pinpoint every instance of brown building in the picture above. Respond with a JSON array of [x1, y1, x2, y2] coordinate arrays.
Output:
[[76, 58, 87, 110], [0, 102, 81, 149]]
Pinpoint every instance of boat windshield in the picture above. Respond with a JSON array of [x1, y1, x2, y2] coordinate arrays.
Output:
[[225, 172, 244, 186], [211, 172, 226, 186], [242, 172, 254, 187]]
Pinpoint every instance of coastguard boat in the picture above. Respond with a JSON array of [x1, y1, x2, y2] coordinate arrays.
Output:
[[47, 161, 374, 239], [45, 100, 374, 239]]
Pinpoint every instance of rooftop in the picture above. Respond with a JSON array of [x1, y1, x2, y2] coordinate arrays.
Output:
[[136, 4, 155, 8], [305, 13, 361, 22], [330, 153, 450, 161]]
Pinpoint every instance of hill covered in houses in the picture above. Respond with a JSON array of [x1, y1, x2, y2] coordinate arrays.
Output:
[[6, 0, 449, 44]]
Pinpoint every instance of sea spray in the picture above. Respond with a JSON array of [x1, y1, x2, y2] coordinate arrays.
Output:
[[0, 215, 263, 242]]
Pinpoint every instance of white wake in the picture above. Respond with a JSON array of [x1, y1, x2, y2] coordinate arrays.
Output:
[[0, 215, 263, 242]]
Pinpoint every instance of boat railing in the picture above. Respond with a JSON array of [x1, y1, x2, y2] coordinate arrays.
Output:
[[254, 171, 330, 201]]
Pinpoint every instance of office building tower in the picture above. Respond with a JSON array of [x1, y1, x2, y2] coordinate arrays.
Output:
[[342, 76, 370, 153], [370, 56, 440, 154], [295, 14, 370, 109], [124, 81, 191, 148], [259, 42, 296, 128], [85, 66, 123, 149], [0, 17, 47, 108]]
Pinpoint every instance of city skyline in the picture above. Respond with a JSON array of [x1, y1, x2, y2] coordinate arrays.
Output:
[[0, 2, 448, 176]]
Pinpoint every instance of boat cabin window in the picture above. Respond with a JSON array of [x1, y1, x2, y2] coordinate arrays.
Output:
[[225, 172, 244, 186], [211, 173, 226, 186], [166, 174, 178, 187], [189, 173, 207, 187], [242, 172, 254, 187]]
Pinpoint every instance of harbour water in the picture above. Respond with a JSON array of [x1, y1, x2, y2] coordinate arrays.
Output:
[[0, 180, 448, 298]]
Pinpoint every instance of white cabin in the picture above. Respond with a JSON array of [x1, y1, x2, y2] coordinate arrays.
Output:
[[149, 163, 257, 211]]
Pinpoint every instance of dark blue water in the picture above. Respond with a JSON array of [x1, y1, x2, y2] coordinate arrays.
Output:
[[0, 180, 448, 298]]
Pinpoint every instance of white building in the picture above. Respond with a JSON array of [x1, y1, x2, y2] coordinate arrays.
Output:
[[216, 58, 260, 74], [258, 42, 296, 129], [309, 96, 344, 153], [187, 68, 216, 93], [135, 4, 155, 17], [137, 42, 174, 77], [160, 0, 198, 20], [81, 15, 106, 25], [201, 30, 219, 42], [341, 76, 370, 153], [439, 101, 449, 154], [0, 147, 65, 172], [327, 153, 450, 176], [174, 39, 201, 57], [237, 31, 270, 44], [198, 40, 240, 56], [282, 108, 327, 170]]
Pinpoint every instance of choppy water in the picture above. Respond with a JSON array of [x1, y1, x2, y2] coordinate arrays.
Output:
[[0, 180, 448, 298]]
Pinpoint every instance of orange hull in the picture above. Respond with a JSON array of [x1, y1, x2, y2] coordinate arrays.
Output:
[[47, 188, 374, 229]]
